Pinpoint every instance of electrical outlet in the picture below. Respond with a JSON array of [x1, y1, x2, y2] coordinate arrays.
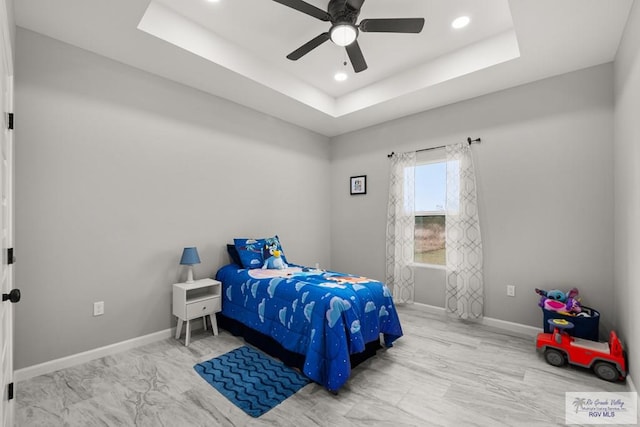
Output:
[[507, 285, 516, 297], [93, 301, 104, 316]]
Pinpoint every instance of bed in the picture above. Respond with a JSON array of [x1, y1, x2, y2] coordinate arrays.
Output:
[[215, 241, 403, 392]]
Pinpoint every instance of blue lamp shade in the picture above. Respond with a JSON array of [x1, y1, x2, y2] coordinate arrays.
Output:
[[180, 247, 201, 284], [180, 247, 201, 265]]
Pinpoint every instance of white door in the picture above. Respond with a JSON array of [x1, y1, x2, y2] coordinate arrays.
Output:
[[0, 0, 15, 425]]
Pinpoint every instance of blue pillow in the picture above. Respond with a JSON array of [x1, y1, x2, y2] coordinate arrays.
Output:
[[234, 238, 266, 269], [262, 235, 288, 264]]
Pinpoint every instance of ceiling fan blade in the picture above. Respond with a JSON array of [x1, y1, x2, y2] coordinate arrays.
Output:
[[345, 41, 367, 73], [272, 0, 331, 21], [287, 32, 331, 60], [359, 18, 425, 33], [346, 0, 365, 11]]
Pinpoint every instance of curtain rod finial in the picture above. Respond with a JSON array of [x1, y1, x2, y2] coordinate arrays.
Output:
[[467, 137, 481, 145], [387, 151, 395, 158]]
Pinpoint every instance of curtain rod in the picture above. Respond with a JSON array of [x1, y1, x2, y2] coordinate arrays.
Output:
[[387, 137, 481, 158]]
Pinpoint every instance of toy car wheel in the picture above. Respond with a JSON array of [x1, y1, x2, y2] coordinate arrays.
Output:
[[593, 362, 619, 382], [544, 348, 566, 367]]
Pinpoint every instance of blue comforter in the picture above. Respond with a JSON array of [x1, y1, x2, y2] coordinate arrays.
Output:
[[216, 264, 403, 391]]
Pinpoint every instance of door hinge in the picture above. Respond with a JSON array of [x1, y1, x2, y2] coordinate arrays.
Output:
[[7, 383, 13, 400], [7, 248, 14, 265], [7, 113, 13, 130]]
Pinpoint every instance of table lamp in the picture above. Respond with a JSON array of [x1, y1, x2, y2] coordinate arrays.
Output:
[[180, 247, 201, 283]]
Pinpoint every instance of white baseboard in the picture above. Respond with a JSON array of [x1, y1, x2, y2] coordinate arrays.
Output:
[[627, 374, 639, 411], [411, 302, 447, 315], [412, 302, 541, 337], [481, 315, 541, 337], [14, 328, 175, 382]]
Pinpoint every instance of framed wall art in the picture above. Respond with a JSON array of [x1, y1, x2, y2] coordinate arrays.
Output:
[[350, 175, 367, 195]]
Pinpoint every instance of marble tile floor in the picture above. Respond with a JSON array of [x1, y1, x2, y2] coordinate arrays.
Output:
[[16, 304, 635, 426]]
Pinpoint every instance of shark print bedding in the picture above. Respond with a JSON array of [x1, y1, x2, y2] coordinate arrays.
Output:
[[215, 264, 403, 392]]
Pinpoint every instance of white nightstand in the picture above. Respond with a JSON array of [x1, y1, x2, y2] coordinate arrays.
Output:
[[172, 278, 222, 346]]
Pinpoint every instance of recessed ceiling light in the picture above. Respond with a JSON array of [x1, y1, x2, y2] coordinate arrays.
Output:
[[451, 16, 470, 29], [334, 71, 348, 82], [206, 0, 220, 3]]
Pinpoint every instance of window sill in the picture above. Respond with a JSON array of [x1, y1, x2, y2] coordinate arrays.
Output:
[[411, 262, 446, 271]]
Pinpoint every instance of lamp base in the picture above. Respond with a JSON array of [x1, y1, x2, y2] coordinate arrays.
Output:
[[186, 266, 195, 284]]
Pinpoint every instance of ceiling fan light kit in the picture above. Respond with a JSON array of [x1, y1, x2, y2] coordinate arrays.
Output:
[[330, 23, 357, 47], [273, 0, 425, 73]]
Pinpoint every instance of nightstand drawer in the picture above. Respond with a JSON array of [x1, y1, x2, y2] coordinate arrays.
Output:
[[185, 297, 220, 319]]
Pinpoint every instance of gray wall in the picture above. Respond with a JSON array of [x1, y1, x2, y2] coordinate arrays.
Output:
[[3, 0, 15, 60], [330, 64, 615, 330], [14, 25, 625, 372], [14, 29, 331, 369], [614, 0, 640, 387]]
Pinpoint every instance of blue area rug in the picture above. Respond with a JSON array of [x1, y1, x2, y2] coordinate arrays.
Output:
[[194, 346, 311, 417]]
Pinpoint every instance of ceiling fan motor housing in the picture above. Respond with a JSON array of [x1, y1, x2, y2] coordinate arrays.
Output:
[[328, 0, 361, 24]]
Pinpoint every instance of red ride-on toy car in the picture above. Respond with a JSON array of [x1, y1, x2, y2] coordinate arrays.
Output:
[[536, 319, 628, 382]]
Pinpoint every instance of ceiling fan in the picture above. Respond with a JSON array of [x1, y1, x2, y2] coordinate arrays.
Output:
[[273, 0, 425, 73]]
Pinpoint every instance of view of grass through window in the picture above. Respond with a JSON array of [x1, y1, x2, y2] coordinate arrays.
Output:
[[413, 158, 448, 266], [415, 215, 446, 265]]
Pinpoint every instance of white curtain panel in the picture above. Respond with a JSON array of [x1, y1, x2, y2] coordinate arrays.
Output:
[[386, 152, 416, 303], [445, 143, 484, 319]]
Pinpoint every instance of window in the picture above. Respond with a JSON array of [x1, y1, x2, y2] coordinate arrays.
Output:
[[413, 151, 459, 266], [415, 214, 446, 265]]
